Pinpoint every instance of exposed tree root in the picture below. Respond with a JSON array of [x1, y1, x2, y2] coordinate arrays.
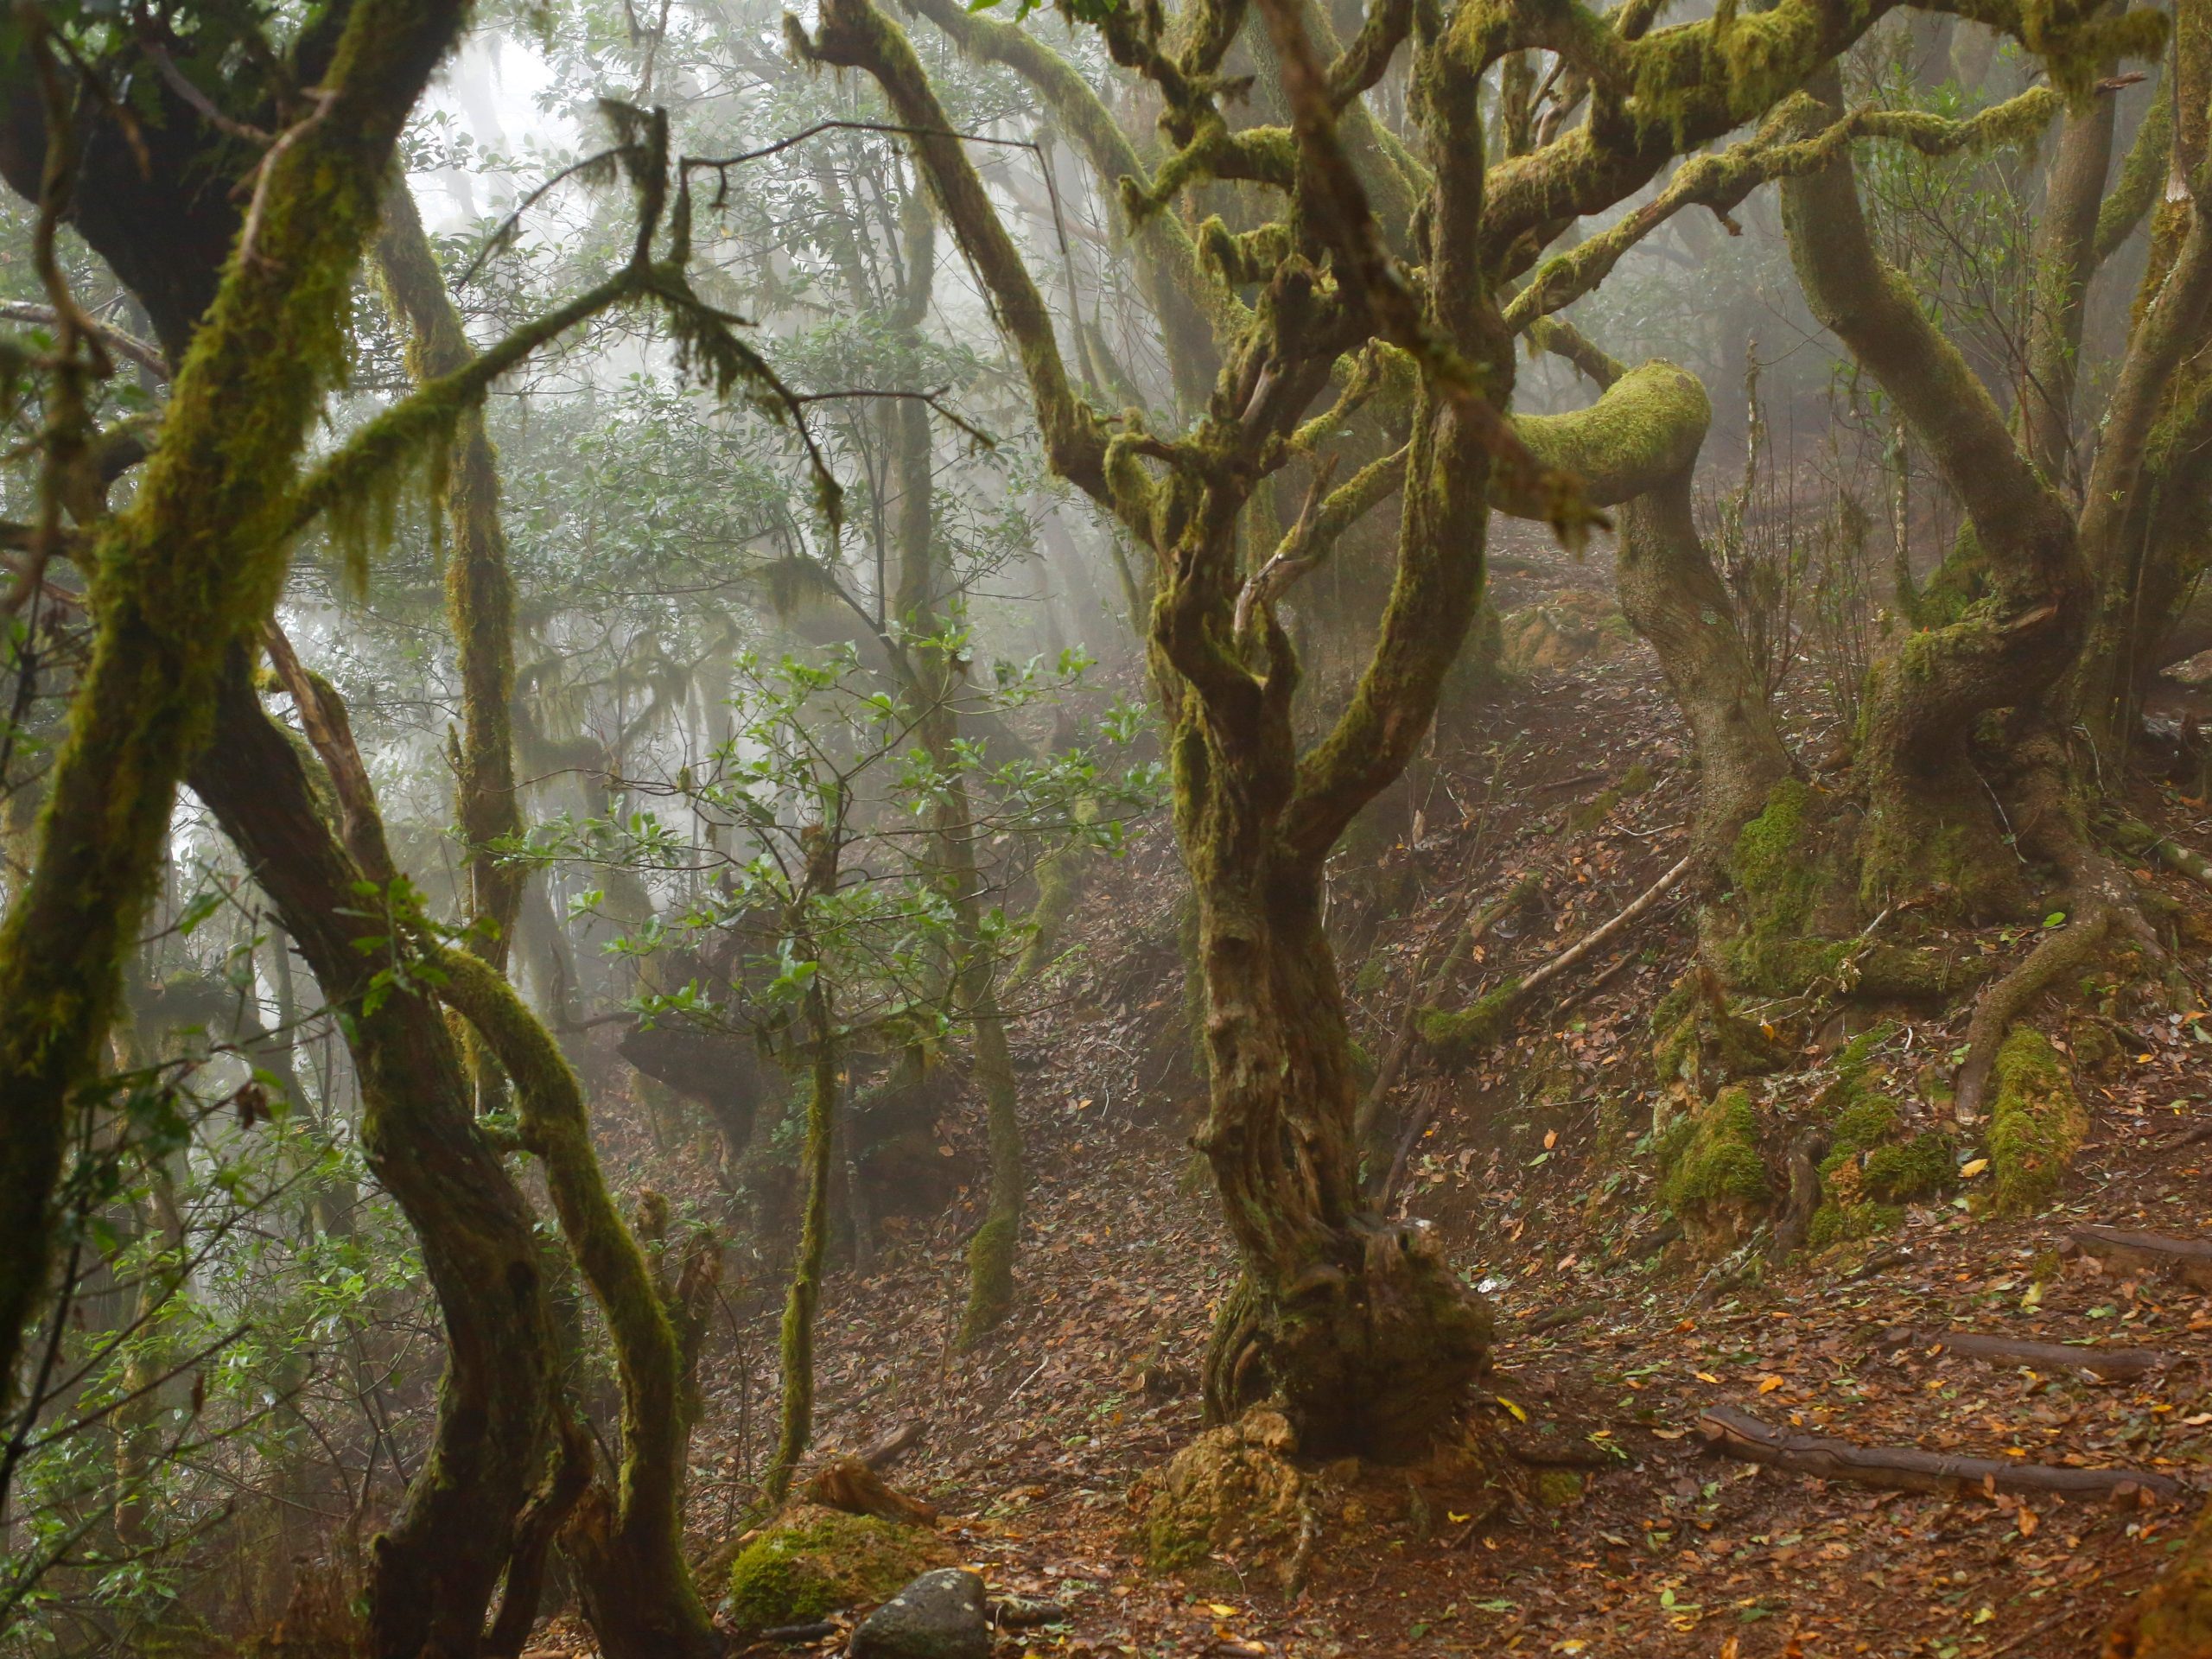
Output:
[[2071, 1225, 2212, 1290], [1953, 904, 2114, 1125], [1956, 734, 2165, 1124], [1699, 1405, 2182, 1503]]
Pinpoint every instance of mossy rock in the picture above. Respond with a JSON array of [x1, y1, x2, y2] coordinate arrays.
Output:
[[1497, 590, 1632, 675], [725, 1503, 954, 1631], [1656, 1086, 1772, 1255], [1129, 1408, 1309, 1586], [1988, 1027, 2088, 1216]]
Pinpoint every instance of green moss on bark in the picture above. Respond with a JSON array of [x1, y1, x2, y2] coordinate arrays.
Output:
[[1418, 981, 1522, 1056], [1656, 1087, 1771, 1252]]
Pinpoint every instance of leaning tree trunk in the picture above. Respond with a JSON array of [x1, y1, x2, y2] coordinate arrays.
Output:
[[191, 653, 566, 1659], [1782, 68, 2088, 918], [0, 0, 471, 1415], [429, 946, 721, 1659]]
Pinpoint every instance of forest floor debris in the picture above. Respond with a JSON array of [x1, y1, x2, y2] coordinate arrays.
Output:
[[590, 544, 2212, 1659]]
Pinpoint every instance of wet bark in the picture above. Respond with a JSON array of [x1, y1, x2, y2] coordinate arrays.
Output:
[[191, 653, 563, 1659], [430, 945, 721, 1659], [0, 0, 470, 1424], [1783, 67, 2086, 915]]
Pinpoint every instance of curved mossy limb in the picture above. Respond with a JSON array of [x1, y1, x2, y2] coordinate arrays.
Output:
[[192, 659, 565, 1659], [1988, 1027, 2088, 1215], [429, 946, 721, 1659]]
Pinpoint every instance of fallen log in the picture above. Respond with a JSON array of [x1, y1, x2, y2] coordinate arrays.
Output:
[[1874, 1327, 2166, 1382], [2071, 1225, 2212, 1291], [1697, 1405, 2182, 1503]]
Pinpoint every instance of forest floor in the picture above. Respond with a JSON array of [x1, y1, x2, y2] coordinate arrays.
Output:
[[588, 535, 2212, 1659]]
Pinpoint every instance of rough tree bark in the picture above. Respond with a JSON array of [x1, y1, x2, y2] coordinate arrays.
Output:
[[190, 655, 566, 1659], [1783, 67, 2089, 915], [0, 0, 471, 1429]]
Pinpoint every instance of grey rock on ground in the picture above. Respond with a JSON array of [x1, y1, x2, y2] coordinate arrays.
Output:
[[847, 1567, 989, 1659]]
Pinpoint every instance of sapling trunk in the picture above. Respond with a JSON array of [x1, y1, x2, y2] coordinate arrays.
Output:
[[763, 1006, 840, 1511]]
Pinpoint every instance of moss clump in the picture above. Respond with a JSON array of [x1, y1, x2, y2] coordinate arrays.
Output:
[[1419, 981, 1522, 1058], [1806, 1192, 1903, 1250], [1130, 1408, 1309, 1586], [1533, 1468, 1585, 1508], [1988, 1027, 2087, 1216], [1732, 778, 1820, 937], [1656, 1087, 1771, 1253], [1862, 1132, 1957, 1204], [724, 1504, 952, 1630]]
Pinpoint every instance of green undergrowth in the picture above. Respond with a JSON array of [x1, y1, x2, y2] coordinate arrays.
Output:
[[724, 1504, 951, 1630]]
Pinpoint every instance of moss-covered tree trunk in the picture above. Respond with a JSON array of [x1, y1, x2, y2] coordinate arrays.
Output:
[[190, 654, 563, 1659], [1782, 68, 2088, 915], [371, 175, 522, 965], [429, 946, 721, 1659], [0, 0, 472, 1421], [372, 174, 524, 1115]]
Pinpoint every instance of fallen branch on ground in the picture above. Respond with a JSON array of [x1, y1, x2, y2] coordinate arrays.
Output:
[[1698, 1404, 2182, 1502], [858, 1420, 925, 1470], [803, 1453, 939, 1527], [1873, 1327, 2165, 1382], [1523, 1299, 1605, 1336], [2070, 1225, 2212, 1290], [1421, 852, 1694, 1058], [2114, 819, 2212, 890]]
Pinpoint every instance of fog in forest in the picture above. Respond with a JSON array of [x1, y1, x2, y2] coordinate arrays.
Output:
[[3, 0, 2212, 1655]]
